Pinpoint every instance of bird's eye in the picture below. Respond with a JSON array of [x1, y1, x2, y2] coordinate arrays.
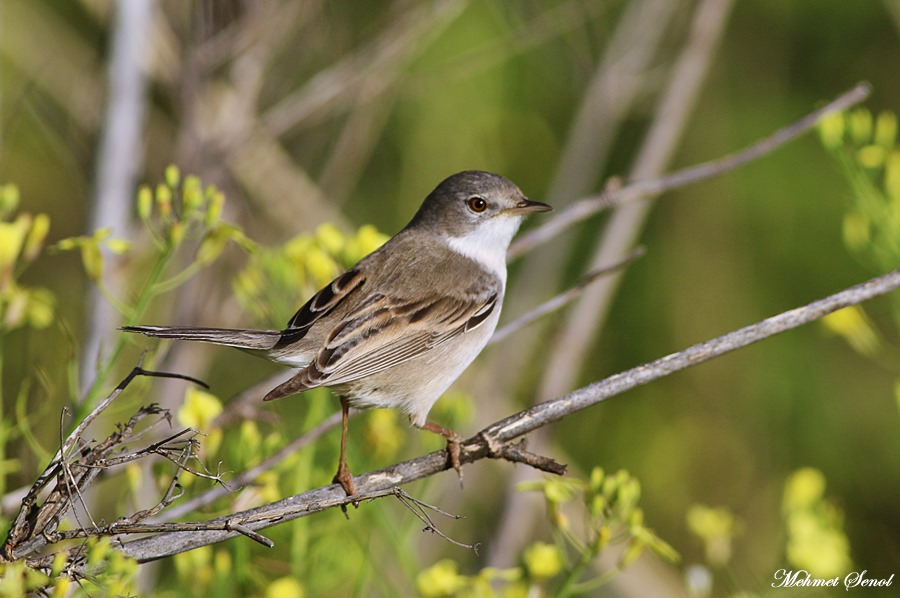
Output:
[[466, 196, 488, 213]]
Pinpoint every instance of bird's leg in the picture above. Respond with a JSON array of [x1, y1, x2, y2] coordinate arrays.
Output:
[[333, 397, 356, 497], [417, 419, 464, 485]]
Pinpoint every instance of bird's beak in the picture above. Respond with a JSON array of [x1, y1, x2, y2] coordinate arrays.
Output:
[[507, 198, 553, 216]]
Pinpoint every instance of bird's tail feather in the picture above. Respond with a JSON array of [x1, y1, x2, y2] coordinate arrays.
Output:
[[121, 325, 282, 351]]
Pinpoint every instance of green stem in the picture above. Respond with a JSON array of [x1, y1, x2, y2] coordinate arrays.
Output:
[[151, 261, 203, 295], [568, 568, 620, 594], [556, 550, 593, 598]]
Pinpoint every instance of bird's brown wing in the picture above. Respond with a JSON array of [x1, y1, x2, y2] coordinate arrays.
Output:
[[264, 288, 497, 401], [277, 268, 366, 342]]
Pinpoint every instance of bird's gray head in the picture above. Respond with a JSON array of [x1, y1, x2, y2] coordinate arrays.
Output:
[[408, 171, 551, 241]]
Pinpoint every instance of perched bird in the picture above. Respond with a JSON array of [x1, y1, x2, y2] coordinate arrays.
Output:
[[124, 170, 551, 495]]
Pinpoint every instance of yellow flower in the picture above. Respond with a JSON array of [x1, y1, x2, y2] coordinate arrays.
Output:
[[522, 542, 564, 581], [156, 183, 172, 216], [164, 164, 181, 189], [177, 387, 223, 430], [182, 176, 204, 212], [821, 306, 880, 357], [196, 227, 231, 266], [857, 144, 885, 168], [304, 245, 339, 288], [137, 185, 153, 220], [0, 184, 20, 215], [344, 224, 388, 265], [841, 211, 870, 253], [205, 189, 225, 226], [266, 577, 305, 598], [23, 213, 50, 261], [782, 468, 852, 578], [849, 108, 873, 144], [874, 110, 897, 148], [0, 214, 30, 269], [817, 112, 845, 149], [315, 222, 346, 255], [784, 468, 825, 511], [416, 559, 465, 598], [686, 505, 739, 566]]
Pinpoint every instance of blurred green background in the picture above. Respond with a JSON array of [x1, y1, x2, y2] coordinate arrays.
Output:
[[1, 0, 898, 595]]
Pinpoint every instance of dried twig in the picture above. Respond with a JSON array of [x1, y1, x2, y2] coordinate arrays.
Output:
[[392, 488, 476, 552], [0, 365, 207, 563], [154, 410, 345, 522]]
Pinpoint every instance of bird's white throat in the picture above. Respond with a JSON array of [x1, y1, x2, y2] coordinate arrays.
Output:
[[444, 216, 520, 282]]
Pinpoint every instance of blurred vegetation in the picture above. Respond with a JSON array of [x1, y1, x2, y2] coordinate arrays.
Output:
[[2, 0, 900, 596]]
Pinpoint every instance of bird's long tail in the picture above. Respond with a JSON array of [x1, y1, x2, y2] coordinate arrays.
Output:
[[121, 325, 282, 351]]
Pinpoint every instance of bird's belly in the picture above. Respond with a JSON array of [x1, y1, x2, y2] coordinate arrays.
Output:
[[337, 315, 497, 426]]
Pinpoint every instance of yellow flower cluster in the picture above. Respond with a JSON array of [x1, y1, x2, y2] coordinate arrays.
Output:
[[0, 184, 54, 330], [782, 468, 852, 578], [233, 223, 388, 325]]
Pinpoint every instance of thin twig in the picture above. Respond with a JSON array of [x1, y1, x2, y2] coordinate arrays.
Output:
[[490, 246, 646, 345], [153, 411, 345, 522], [58, 405, 99, 535], [225, 521, 274, 548], [392, 488, 476, 552], [508, 81, 872, 260], [60, 363, 205, 463]]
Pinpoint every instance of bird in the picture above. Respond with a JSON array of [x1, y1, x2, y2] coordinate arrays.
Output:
[[123, 170, 552, 496]]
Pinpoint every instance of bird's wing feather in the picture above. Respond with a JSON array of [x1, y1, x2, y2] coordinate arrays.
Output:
[[297, 289, 498, 389], [278, 268, 366, 342]]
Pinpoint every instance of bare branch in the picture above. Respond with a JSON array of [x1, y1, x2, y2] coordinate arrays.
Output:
[[113, 269, 900, 563], [508, 81, 872, 260]]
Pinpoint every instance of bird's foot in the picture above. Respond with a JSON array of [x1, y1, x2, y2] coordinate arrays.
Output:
[[420, 420, 464, 488]]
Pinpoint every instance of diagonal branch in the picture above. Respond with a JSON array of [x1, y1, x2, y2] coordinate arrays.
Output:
[[114, 268, 900, 563], [490, 246, 646, 345], [508, 81, 872, 260]]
